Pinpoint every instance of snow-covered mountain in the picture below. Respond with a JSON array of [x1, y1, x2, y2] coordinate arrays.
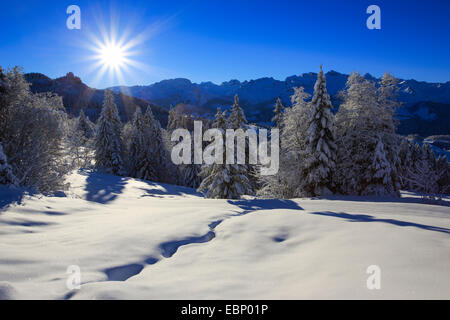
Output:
[[110, 71, 450, 136], [24, 72, 169, 126]]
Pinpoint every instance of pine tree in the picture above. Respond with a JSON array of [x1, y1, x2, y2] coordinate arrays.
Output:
[[272, 97, 284, 128], [94, 90, 125, 175], [300, 66, 337, 196], [0, 144, 17, 186]]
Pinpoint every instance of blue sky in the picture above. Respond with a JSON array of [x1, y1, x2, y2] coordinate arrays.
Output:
[[0, 0, 449, 88]]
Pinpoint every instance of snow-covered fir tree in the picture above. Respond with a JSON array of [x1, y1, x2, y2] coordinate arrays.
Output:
[[167, 107, 178, 133], [300, 66, 337, 196], [77, 109, 94, 140], [182, 141, 202, 189], [362, 137, 394, 195], [0, 144, 17, 186], [212, 107, 227, 129], [94, 90, 125, 175], [127, 108, 157, 181], [144, 106, 172, 183], [197, 103, 253, 199], [228, 94, 247, 130], [272, 97, 284, 128]]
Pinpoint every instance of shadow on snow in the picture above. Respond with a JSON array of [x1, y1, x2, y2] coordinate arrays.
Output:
[[309, 211, 450, 235], [82, 170, 127, 204]]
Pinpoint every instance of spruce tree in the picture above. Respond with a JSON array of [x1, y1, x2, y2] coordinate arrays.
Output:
[[94, 90, 125, 175], [301, 66, 337, 196]]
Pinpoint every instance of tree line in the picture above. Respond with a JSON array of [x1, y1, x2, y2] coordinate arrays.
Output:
[[0, 66, 448, 202]]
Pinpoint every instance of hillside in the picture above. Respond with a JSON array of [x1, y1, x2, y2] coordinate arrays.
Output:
[[24, 72, 169, 126], [0, 171, 449, 299]]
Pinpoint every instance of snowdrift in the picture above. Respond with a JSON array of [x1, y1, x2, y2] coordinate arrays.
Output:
[[0, 170, 449, 299]]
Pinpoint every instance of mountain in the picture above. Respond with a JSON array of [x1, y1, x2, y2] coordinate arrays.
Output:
[[24, 72, 168, 126], [110, 71, 450, 136]]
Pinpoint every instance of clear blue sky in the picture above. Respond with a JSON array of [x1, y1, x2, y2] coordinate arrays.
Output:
[[0, 0, 449, 88]]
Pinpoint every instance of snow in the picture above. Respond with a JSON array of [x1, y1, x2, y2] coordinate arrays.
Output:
[[0, 170, 449, 299]]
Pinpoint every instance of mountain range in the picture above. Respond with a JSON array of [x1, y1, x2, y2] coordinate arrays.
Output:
[[24, 72, 169, 126], [23, 70, 450, 137], [109, 70, 450, 136]]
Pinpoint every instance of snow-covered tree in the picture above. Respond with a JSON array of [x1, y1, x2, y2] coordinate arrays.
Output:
[[167, 107, 178, 133], [145, 107, 172, 182], [0, 144, 17, 186], [126, 108, 156, 181], [362, 137, 394, 196], [259, 87, 311, 198], [198, 104, 253, 199], [77, 109, 94, 140], [228, 94, 247, 130], [335, 72, 401, 196], [0, 66, 68, 192], [94, 90, 125, 175], [182, 141, 202, 189], [198, 163, 252, 199], [300, 66, 337, 196], [212, 107, 227, 129], [272, 97, 284, 128]]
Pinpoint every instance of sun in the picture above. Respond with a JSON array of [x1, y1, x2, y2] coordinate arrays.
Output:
[[100, 44, 125, 68]]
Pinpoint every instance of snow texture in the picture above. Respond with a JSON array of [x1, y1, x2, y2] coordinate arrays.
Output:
[[0, 170, 449, 299]]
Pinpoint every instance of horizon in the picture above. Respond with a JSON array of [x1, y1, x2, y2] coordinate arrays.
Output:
[[1, 0, 449, 88]]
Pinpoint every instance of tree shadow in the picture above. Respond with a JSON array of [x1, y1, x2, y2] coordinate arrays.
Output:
[[0, 186, 27, 212], [84, 171, 127, 204], [309, 211, 450, 235], [313, 193, 450, 207], [227, 199, 303, 215], [138, 182, 202, 199]]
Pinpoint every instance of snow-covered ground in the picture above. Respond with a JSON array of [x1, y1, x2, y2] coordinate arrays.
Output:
[[0, 170, 449, 300]]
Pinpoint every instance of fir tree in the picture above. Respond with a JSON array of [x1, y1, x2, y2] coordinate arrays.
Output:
[[212, 107, 227, 129], [94, 90, 125, 175], [77, 109, 94, 140], [300, 66, 337, 196], [228, 94, 247, 130], [197, 105, 253, 199], [362, 137, 394, 195]]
